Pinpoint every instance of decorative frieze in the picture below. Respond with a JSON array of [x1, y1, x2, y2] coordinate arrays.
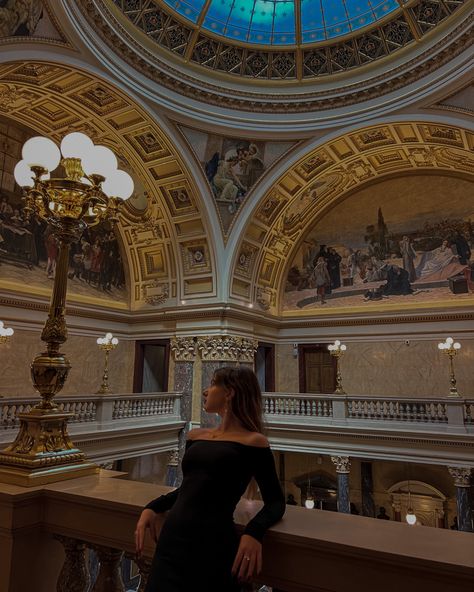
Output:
[[331, 455, 351, 474], [448, 466, 472, 488], [170, 337, 197, 361], [197, 335, 258, 362]]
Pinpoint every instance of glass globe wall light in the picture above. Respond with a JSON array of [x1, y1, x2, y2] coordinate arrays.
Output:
[[437, 337, 462, 398], [96, 333, 119, 395], [328, 340, 347, 395], [0, 321, 14, 344], [0, 133, 133, 486]]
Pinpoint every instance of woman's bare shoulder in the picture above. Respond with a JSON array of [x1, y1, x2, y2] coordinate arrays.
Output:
[[245, 432, 270, 448], [187, 427, 210, 441]]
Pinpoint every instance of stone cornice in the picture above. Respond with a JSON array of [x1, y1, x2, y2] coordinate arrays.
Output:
[[1, 294, 473, 333]]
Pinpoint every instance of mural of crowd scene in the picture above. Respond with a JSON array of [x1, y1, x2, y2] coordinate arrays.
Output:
[[0, 1, 60, 40], [283, 175, 474, 311], [180, 126, 296, 233], [0, 117, 127, 302]]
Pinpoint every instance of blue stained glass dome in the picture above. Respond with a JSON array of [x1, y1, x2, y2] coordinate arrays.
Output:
[[163, 0, 401, 45]]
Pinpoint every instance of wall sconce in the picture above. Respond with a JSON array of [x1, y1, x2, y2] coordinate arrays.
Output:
[[0, 321, 14, 344], [437, 337, 461, 397], [293, 343, 298, 358], [328, 340, 347, 394], [96, 333, 119, 394]]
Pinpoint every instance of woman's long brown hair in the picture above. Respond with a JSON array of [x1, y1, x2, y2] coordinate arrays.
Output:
[[213, 366, 264, 434]]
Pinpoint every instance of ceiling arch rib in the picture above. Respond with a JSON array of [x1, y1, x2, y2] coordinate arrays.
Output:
[[0, 60, 218, 310], [229, 121, 474, 313]]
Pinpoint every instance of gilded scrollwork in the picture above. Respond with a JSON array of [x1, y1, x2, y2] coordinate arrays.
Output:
[[170, 337, 197, 362]]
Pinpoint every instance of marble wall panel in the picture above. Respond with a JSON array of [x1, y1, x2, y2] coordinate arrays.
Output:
[[0, 328, 135, 397], [275, 339, 474, 397], [120, 451, 168, 485]]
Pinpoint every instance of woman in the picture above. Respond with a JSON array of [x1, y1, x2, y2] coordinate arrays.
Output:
[[135, 366, 285, 591]]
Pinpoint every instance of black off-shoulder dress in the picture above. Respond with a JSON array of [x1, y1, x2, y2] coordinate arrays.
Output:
[[144, 439, 286, 592]]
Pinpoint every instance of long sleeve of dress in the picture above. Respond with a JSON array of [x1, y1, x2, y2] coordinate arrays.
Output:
[[145, 486, 180, 513], [243, 447, 286, 543]]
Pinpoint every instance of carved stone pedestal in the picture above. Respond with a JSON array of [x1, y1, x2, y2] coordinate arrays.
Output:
[[0, 410, 98, 486]]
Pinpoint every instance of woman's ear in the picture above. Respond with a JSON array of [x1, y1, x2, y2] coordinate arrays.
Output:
[[227, 387, 235, 401]]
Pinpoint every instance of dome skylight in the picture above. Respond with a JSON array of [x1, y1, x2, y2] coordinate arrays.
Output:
[[163, 0, 401, 45]]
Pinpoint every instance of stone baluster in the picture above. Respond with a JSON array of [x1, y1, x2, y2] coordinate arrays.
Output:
[[447, 466, 473, 532], [331, 456, 351, 514], [392, 500, 402, 522], [91, 545, 125, 592], [54, 535, 90, 592], [135, 555, 153, 592]]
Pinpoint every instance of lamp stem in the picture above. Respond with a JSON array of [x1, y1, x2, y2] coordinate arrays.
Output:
[[334, 353, 346, 395], [97, 347, 111, 394], [448, 352, 459, 397], [41, 238, 71, 355]]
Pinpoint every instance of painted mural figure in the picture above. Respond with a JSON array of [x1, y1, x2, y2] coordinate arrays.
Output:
[[0, 0, 42, 37], [310, 257, 331, 304], [399, 235, 417, 282], [415, 240, 459, 281]]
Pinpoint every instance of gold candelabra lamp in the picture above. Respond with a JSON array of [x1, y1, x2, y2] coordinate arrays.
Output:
[[0, 321, 14, 344], [437, 337, 462, 397], [96, 333, 119, 395], [0, 132, 133, 486], [328, 340, 347, 395]]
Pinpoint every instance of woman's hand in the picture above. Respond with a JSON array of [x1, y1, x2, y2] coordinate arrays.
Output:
[[231, 534, 262, 583], [135, 509, 164, 557]]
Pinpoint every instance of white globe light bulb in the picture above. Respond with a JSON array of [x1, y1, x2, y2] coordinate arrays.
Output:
[[438, 343, 444, 350], [446, 337, 453, 345], [82, 145, 118, 177], [60, 132, 94, 160], [22, 136, 61, 172], [305, 498, 315, 509], [5, 328, 13, 336], [102, 169, 134, 200], [406, 510, 417, 525], [0, 321, 4, 329], [341, 344, 347, 351], [96, 337, 102, 345], [335, 340, 340, 347], [453, 342, 461, 350], [105, 332, 113, 340], [111, 337, 119, 345], [14, 160, 35, 188]]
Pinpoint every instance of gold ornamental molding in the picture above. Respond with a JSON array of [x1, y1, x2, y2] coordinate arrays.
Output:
[[230, 121, 474, 313], [447, 466, 472, 487], [197, 335, 258, 362], [170, 337, 197, 362], [74, 0, 473, 112], [0, 61, 216, 309]]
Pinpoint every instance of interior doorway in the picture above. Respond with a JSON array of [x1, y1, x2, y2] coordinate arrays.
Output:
[[133, 340, 170, 393], [255, 342, 275, 392], [299, 345, 336, 393]]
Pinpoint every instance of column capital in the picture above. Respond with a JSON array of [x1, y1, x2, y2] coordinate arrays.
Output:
[[171, 336, 197, 361], [448, 466, 472, 488], [331, 455, 351, 474], [197, 335, 258, 362], [168, 449, 179, 467]]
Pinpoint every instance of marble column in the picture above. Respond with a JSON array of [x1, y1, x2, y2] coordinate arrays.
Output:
[[170, 337, 197, 485], [360, 461, 375, 518], [448, 466, 473, 532], [197, 335, 258, 428], [331, 456, 351, 514]]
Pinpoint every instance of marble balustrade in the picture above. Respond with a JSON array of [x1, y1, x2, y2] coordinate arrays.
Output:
[[0, 471, 473, 592]]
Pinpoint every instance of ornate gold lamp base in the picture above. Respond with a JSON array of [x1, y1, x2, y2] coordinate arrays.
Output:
[[0, 410, 98, 486]]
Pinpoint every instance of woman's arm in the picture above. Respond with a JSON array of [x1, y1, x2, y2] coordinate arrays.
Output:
[[144, 487, 180, 514], [243, 446, 286, 542]]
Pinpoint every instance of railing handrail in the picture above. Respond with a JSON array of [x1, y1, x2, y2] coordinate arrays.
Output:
[[263, 392, 470, 403], [0, 392, 182, 405]]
